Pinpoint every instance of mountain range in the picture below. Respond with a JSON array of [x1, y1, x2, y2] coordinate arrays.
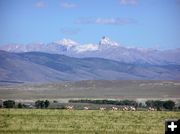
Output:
[[1, 36, 180, 65], [0, 37, 180, 83], [0, 50, 180, 83]]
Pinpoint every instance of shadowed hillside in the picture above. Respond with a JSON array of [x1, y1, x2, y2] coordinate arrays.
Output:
[[0, 50, 180, 83]]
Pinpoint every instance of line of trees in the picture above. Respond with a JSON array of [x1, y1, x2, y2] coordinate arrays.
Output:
[[0, 99, 177, 111], [35, 100, 50, 109], [2, 100, 15, 108], [145, 100, 175, 110], [0, 100, 50, 109], [69, 99, 176, 111], [69, 99, 139, 107]]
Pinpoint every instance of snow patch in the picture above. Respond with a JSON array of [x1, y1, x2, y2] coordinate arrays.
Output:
[[73, 44, 98, 53]]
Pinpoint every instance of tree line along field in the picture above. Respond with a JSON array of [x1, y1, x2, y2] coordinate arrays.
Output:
[[0, 109, 180, 134]]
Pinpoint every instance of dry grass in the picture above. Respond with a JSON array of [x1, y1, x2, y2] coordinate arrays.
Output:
[[0, 109, 180, 134]]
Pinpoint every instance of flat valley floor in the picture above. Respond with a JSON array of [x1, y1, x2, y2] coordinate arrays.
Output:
[[0, 80, 179, 100], [0, 80, 180, 134]]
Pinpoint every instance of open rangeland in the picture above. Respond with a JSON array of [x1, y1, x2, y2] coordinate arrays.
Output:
[[0, 109, 179, 134], [0, 80, 180, 100]]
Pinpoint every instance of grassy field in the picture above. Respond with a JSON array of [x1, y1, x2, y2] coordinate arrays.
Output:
[[0, 109, 179, 134]]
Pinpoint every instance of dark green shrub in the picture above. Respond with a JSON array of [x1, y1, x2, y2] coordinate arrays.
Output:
[[163, 100, 175, 110], [3, 100, 15, 108]]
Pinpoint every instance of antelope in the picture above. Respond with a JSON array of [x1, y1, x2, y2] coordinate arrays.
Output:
[[129, 106, 136, 111], [66, 106, 74, 110], [100, 107, 106, 111], [112, 107, 118, 111], [84, 107, 89, 110], [122, 106, 129, 111], [148, 107, 156, 111]]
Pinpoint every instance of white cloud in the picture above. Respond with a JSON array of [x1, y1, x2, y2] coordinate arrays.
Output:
[[119, 0, 138, 5], [35, 1, 46, 8], [76, 18, 136, 25], [95, 18, 135, 25], [61, 2, 77, 8]]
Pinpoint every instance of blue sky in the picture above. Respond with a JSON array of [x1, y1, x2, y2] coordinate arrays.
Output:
[[0, 0, 180, 49]]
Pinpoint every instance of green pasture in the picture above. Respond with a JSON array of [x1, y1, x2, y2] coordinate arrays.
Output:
[[0, 109, 179, 134]]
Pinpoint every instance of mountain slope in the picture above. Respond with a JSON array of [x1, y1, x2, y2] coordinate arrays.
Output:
[[0, 50, 180, 83]]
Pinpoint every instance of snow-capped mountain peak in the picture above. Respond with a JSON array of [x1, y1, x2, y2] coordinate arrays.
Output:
[[99, 36, 119, 48], [73, 44, 98, 53], [54, 39, 79, 47], [0, 37, 180, 65]]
